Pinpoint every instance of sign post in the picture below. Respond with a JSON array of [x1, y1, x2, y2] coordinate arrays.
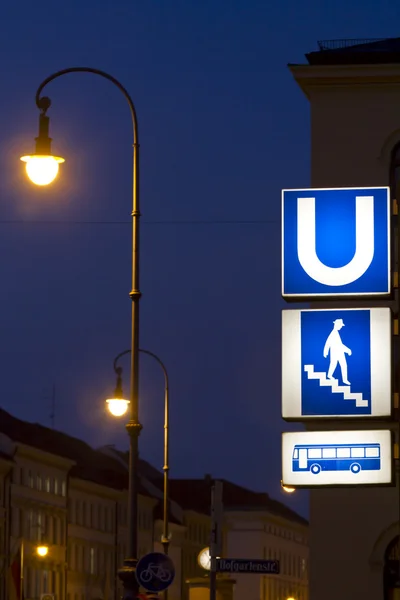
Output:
[[209, 480, 223, 600]]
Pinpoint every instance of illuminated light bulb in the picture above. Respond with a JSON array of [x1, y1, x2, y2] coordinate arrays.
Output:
[[36, 545, 49, 557], [106, 398, 130, 417], [20, 155, 65, 186]]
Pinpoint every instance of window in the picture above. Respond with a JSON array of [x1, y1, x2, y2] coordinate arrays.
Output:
[[28, 471, 33, 488], [308, 448, 322, 458], [322, 448, 336, 458], [91, 504, 96, 528], [37, 512, 43, 541], [82, 502, 87, 526], [43, 570, 49, 593], [76, 500, 81, 525], [351, 447, 365, 458], [36, 475, 42, 491], [54, 478, 59, 495], [53, 517, 58, 544], [61, 481, 66, 497], [366, 446, 380, 457], [337, 447, 351, 458], [90, 547, 95, 574], [45, 477, 50, 492]]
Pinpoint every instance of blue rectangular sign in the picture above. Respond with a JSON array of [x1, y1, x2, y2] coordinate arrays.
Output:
[[282, 187, 390, 298], [282, 308, 392, 419], [216, 558, 280, 574]]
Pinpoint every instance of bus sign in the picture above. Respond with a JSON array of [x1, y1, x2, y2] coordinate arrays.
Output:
[[282, 430, 392, 487]]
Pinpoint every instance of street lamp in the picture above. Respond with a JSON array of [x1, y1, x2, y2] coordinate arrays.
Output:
[[281, 480, 296, 494], [21, 67, 142, 599], [36, 545, 49, 557], [109, 348, 171, 560]]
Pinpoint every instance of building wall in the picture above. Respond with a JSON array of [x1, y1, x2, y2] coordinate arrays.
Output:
[[225, 512, 308, 600], [290, 61, 400, 600], [8, 445, 72, 600], [0, 457, 12, 600]]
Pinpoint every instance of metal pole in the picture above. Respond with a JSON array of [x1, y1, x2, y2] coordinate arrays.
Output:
[[210, 481, 223, 600], [34, 67, 141, 599], [20, 539, 24, 600]]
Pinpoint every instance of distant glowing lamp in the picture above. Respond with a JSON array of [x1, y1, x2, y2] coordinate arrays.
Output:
[[281, 480, 296, 493], [36, 545, 49, 557]]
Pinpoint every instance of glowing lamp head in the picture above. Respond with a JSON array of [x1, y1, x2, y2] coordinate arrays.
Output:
[[20, 154, 65, 186], [106, 398, 130, 417], [22, 100, 65, 186], [281, 480, 296, 493], [36, 545, 49, 557]]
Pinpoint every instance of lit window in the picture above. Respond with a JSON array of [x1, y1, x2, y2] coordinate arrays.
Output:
[[61, 481, 66, 497], [36, 475, 42, 491], [45, 478, 50, 493], [54, 479, 59, 495], [351, 447, 364, 458]]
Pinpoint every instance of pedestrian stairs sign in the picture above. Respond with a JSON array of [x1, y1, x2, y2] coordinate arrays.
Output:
[[282, 307, 391, 419]]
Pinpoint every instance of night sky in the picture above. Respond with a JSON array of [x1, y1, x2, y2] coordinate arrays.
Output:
[[1, 0, 399, 520]]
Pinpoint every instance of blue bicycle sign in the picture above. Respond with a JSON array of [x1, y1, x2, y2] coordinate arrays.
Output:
[[136, 552, 175, 593]]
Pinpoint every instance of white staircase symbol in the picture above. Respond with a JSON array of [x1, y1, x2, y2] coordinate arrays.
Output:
[[304, 365, 368, 408]]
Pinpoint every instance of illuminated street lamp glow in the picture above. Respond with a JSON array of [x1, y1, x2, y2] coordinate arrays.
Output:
[[20, 155, 65, 186], [106, 398, 130, 417], [281, 480, 296, 493], [36, 545, 49, 557]]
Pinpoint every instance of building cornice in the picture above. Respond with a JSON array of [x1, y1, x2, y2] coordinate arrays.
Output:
[[289, 63, 400, 97]]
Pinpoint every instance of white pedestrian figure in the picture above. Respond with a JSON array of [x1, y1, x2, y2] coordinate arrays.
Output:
[[323, 318, 352, 385]]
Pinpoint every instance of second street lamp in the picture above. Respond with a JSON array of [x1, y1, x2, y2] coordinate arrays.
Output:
[[107, 348, 171, 562], [21, 67, 142, 599]]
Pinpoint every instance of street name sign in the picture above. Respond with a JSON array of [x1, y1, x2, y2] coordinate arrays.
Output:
[[282, 307, 391, 419], [282, 430, 393, 487], [216, 558, 280, 574], [281, 187, 390, 299]]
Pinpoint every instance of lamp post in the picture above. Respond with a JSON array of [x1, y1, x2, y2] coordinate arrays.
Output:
[[107, 348, 170, 559], [21, 67, 142, 599]]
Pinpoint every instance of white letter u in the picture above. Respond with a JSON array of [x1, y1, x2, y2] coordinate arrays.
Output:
[[297, 196, 375, 287]]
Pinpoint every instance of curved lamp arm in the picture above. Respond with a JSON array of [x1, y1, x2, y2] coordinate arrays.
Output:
[[35, 67, 139, 145]]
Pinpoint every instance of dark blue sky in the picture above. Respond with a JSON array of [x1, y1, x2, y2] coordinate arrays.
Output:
[[1, 0, 399, 519]]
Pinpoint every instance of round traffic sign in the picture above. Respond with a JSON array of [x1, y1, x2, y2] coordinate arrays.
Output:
[[135, 552, 175, 593]]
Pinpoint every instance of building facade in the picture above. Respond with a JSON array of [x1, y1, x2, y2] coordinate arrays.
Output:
[[169, 476, 308, 600], [0, 407, 308, 600], [289, 37, 400, 600]]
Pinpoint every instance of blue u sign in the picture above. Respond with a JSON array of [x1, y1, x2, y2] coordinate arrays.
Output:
[[281, 187, 390, 298]]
